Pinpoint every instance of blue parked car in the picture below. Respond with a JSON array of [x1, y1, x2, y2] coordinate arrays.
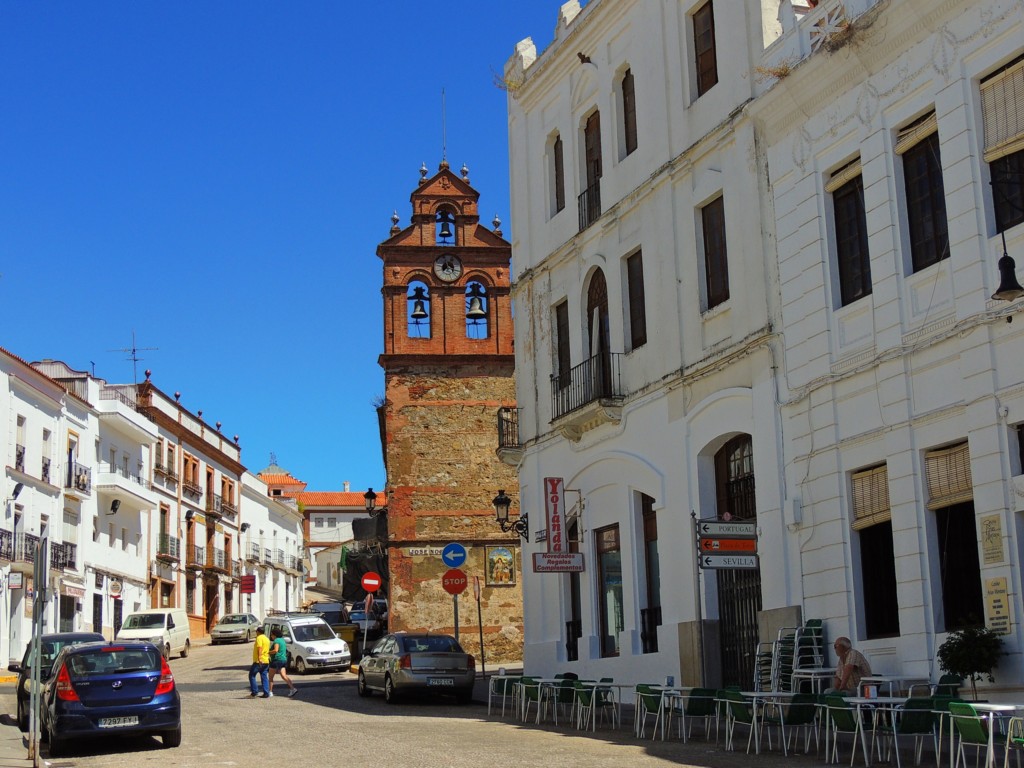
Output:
[[40, 640, 181, 756]]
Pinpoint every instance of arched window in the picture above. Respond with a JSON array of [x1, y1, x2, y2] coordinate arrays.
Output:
[[465, 281, 489, 339], [436, 207, 456, 246], [407, 281, 431, 339], [586, 269, 612, 397]]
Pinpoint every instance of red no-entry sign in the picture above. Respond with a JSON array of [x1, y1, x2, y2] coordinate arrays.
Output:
[[361, 572, 382, 593], [442, 568, 468, 595]]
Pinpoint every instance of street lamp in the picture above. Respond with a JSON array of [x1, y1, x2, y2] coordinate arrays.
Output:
[[492, 489, 527, 540], [992, 230, 1024, 301], [365, 487, 385, 517]]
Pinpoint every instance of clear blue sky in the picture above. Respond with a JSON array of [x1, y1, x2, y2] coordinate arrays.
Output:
[[1, 3, 564, 491]]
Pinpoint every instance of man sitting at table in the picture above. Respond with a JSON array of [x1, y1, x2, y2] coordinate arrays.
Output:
[[828, 636, 872, 694]]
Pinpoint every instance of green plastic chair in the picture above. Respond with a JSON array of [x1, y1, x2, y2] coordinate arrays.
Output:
[[683, 687, 718, 741], [721, 689, 759, 754], [552, 672, 578, 724], [934, 674, 962, 698], [824, 694, 866, 766], [519, 676, 551, 723], [762, 692, 819, 755], [1004, 716, 1024, 768], [873, 697, 935, 768], [487, 674, 521, 717], [635, 684, 664, 740], [932, 695, 964, 768], [949, 701, 1006, 768]]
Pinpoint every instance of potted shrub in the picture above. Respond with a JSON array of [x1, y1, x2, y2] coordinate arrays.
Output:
[[936, 626, 1005, 700]]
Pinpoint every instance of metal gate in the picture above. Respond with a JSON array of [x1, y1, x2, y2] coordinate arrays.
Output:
[[714, 436, 761, 688], [717, 567, 762, 687]]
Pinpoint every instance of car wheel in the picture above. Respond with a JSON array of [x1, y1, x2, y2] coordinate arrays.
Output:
[[17, 697, 26, 731], [246, 629, 253, 642], [455, 687, 473, 705], [295, 657, 308, 675], [162, 726, 182, 748], [180, 640, 190, 658], [384, 675, 400, 704], [357, 670, 371, 697], [47, 723, 64, 757]]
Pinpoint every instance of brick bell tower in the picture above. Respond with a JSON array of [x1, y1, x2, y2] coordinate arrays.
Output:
[[377, 160, 522, 663]]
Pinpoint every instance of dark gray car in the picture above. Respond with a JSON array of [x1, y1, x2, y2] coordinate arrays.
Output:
[[357, 632, 474, 704], [8, 631, 104, 730]]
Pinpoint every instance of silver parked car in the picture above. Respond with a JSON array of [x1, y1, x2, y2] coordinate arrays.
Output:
[[357, 633, 475, 704], [210, 613, 261, 644]]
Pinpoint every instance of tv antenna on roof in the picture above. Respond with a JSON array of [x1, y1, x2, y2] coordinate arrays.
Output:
[[108, 330, 158, 384]]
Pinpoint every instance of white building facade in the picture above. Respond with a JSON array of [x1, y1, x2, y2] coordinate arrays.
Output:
[[506, 0, 1024, 696]]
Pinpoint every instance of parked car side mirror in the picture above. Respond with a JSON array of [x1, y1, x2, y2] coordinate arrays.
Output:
[[7, 663, 21, 674]]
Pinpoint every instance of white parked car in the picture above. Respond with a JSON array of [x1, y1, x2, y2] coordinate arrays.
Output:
[[210, 613, 261, 644], [263, 613, 351, 674]]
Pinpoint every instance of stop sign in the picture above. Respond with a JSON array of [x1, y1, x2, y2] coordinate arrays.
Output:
[[442, 568, 468, 595], [361, 571, 382, 593]]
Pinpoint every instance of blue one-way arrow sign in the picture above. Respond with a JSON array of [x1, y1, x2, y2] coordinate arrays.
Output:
[[441, 542, 467, 568]]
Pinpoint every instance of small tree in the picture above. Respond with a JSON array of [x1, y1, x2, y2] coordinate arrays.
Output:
[[936, 626, 1005, 700]]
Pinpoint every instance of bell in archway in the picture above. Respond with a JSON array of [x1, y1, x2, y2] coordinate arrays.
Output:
[[466, 296, 486, 321], [437, 211, 454, 242], [409, 286, 430, 321]]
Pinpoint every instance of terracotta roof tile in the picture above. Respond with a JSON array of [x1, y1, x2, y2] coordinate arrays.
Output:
[[298, 491, 387, 508]]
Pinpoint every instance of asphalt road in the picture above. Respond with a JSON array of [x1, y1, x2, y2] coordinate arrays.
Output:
[[0, 641, 828, 768]]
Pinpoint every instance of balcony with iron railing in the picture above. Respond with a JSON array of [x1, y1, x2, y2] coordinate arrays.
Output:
[[247, 542, 261, 562], [221, 497, 238, 517], [496, 406, 522, 467], [182, 478, 202, 498], [15, 444, 25, 473], [232, 560, 242, 578], [50, 541, 77, 571], [65, 461, 92, 495], [157, 533, 181, 561], [263, 548, 272, 565], [13, 532, 40, 564], [275, 549, 285, 567], [0, 529, 12, 561], [205, 493, 224, 517], [206, 547, 226, 572], [577, 180, 601, 231], [41, 457, 51, 485], [186, 544, 205, 569], [550, 352, 624, 439], [153, 462, 179, 483], [287, 554, 299, 572]]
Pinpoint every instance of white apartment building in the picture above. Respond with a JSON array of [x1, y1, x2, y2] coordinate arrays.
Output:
[[505, 0, 1024, 696], [240, 472, 305, 617]]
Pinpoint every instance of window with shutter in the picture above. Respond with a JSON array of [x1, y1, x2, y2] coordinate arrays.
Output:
[[553, 134, 565, 214], [980, 56, 1024, 232], [897, 113, 949, 272], [622, 68, 637, 156], [702, 196, 729, 309], [627, 250, 647, 350], [851, 464, 899, 638], [693, 1, 718, 97], [925, 442, 973, 509], [830, 168, 872, 306]]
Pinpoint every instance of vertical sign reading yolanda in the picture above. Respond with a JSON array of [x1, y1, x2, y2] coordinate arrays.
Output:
[[545, 477, 566, 553]]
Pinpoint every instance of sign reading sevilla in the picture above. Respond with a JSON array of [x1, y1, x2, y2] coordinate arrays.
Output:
[[544, 477, 566, 554]]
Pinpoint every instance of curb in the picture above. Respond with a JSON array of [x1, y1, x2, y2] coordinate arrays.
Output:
[[0, 675, 17, 684]]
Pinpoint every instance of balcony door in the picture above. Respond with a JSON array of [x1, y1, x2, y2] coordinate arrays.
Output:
[[587, 269, 611, 397]]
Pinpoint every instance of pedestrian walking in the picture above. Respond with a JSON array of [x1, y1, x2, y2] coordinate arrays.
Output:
[[268, 627, 297, 697], [249, 625, 271, 698]]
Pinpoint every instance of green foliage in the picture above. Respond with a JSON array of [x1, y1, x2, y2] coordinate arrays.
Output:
[[936, 627, 1004, 700]]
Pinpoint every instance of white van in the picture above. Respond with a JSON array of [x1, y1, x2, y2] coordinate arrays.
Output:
[[116, 608, 191, 659]]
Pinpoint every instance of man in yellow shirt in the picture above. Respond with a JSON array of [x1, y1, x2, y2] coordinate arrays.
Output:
[[249, 626, 271, 698]]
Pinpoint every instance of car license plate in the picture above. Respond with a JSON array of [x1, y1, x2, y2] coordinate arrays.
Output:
[[99, 716, 139, 728], [428, 678, 454, 686]]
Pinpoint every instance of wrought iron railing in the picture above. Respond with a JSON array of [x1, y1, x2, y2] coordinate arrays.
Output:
[[275, 548, 285, 566], [208, 547, 226, 570], [232, 560, 242, 578], [154, 462, 179, 482], [206, 493, 223, 515], [158, 533, 181, 559], [221, 497, 237, 516], [50, 541, 77, 571], [641, 605, 662, 654], [247, 542, 261, 561], [550, 352, 623, 420], [0, 529, 12, 560], [187, 544, 205, 567], [263, 548, 272, 564], [578, 180, 601, 231], [100, 462, 146, 487], [100, 386, 137, 408], [14, 532, 39, 563], [182, 478, 202, 497], [41, 457, 50, 484], [288, 554, 299, 571], [498, 407, 520, 449], [66, 461, 92, 494], [15, 444, 25, 473]]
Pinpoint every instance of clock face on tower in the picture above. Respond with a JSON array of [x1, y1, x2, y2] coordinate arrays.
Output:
[[433, 254, 463, 282]]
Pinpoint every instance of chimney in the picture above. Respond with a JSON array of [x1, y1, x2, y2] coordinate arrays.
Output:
[[343, 481, 350, 492]]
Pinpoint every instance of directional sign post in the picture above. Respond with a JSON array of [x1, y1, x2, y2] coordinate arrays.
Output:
[[441, 542, 468, 568], [700, 554, 759, 569], [697, 519, 757, 570]]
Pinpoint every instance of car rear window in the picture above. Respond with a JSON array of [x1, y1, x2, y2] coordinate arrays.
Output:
[[121, 614, 165, 629], [293, 623, 335, 642], [66, 648, 162, 676], [401, 636, 462, 653]]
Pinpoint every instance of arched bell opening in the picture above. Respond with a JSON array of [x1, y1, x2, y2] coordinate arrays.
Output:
[[407, 281, 431, 339], [436, 206, 457, 246], [465, 281, 489, 339]]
